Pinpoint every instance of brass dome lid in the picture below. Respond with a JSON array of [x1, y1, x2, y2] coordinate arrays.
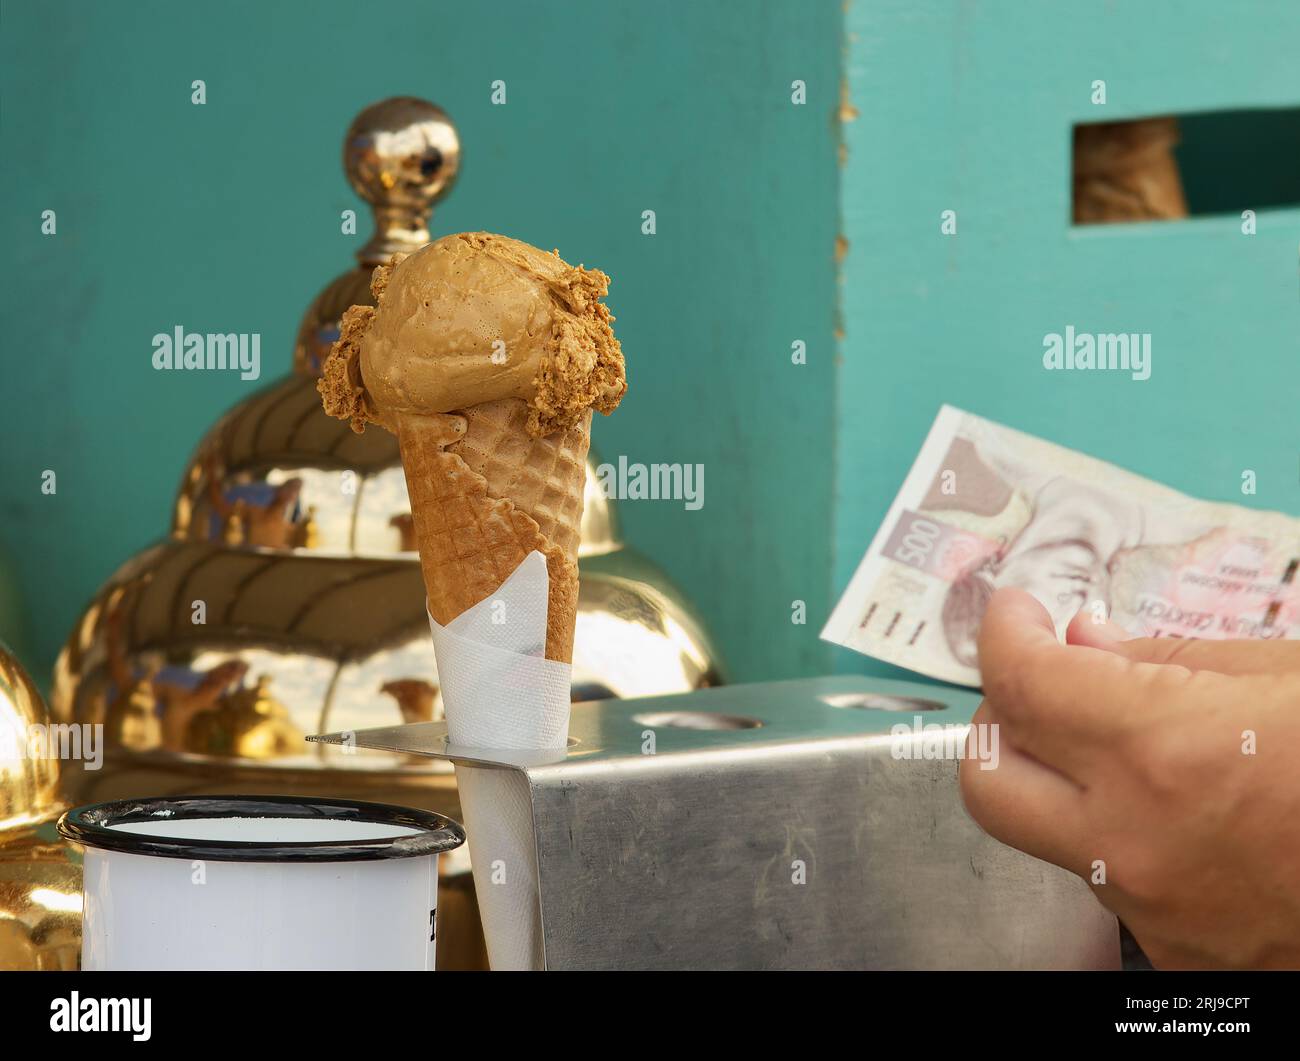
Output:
[[0, 642, 62, 832]]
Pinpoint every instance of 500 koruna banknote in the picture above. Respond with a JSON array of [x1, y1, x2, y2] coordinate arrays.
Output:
[[823, 406, 1299, 687]]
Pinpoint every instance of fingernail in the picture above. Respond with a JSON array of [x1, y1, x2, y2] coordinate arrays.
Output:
[[1091, 619, 1129, 643], [1071, 604, 1131, 643]]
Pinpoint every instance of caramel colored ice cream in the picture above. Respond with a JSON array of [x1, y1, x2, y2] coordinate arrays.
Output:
[[319, 231, 625, 437], [318, 231, 626, 664]]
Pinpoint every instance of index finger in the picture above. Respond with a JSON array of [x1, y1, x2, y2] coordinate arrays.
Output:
[[1065, 609, 1300, 676]]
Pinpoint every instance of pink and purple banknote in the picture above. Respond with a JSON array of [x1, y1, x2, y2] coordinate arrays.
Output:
[[823, 406, 1299, 687]]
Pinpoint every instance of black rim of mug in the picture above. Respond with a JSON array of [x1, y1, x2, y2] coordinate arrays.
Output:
[[57, 794, 466, 863]]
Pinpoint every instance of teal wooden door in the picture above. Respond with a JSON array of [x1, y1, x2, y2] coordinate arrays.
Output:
[[833, 0, 1300, 680]]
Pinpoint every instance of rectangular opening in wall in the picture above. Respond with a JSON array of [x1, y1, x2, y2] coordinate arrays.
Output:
[[1072, 107, 1300, 226]]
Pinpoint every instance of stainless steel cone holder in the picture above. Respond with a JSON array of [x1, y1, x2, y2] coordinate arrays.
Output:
[[313, 675, 1119, 970]]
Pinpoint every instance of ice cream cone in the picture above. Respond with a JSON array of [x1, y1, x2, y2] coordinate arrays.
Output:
[[394, 401, 589, 663]]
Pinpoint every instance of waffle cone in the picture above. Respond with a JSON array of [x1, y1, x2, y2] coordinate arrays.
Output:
[[396, 399, 590, 663]]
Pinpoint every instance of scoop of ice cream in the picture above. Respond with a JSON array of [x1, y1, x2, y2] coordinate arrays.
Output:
[[319, 232, 626, 437]]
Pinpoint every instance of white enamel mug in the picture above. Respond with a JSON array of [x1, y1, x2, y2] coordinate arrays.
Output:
[[59, 795, 465, 971]]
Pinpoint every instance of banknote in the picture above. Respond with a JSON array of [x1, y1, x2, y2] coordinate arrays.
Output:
[[822, 405, 1300, 687]]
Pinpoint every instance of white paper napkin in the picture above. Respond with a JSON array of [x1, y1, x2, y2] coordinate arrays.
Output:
[[428, 550, 571, 970]]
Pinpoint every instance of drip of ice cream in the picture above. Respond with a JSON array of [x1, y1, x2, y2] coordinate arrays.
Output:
[[319, 231, 626, 437]]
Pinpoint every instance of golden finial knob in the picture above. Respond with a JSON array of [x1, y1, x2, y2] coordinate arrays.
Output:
[[343, 96, 461, 265], [293, 97, 462, 375]]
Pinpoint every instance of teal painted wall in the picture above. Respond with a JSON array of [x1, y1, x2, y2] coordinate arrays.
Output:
[[0, 0, 842, 683], [833, 0, 1300, 680]]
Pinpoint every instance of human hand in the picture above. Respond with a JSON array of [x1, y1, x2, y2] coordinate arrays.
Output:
[[960, 587, 1300, 969]]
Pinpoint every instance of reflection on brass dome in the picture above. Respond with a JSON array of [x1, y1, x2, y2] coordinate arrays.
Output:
[[295, 268, 378, 379], [185, 675, 304, 759], [0, 642, 83, 971], [1, 642, 61, 832], [0, 830, 82, 971]]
